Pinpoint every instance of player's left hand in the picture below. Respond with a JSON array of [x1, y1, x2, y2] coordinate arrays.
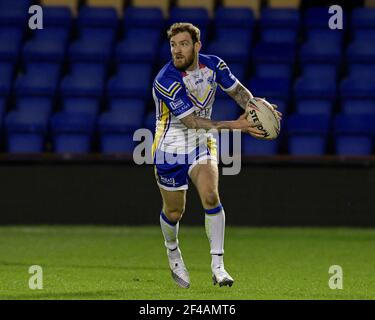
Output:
[[270, 104, 283, 121], [254, 97, 283, 122]]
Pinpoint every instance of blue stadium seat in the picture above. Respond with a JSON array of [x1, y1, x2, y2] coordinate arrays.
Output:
[[0, 28, 24, 62], [0, 97, 6, 118], [334, 114, 375, 155], [16, 97, 54, 118], [208, 30, 252, 63], [144, 110, 156, 134], [116, 29, 160, 63], [351, 8, 375, 30], [169, 8, 210, 35], [261, 8, 300, 28], [347, 64, 375, 81], [108, 99, 146, 131], [295, 76, 337, 101], [260, 8, 300, 44], [287, 114, 331, 156], [306, 29, 344, 45], [242, 135, 279, 156], [98, 111, 138, 153], [42, 6, 73, 30], [107, 64, 152, 99], [214, 28, 252, 45], [23, 28, 70, 63], [346, 39, 375, 64], [304, 7, 329, 28], [99, 133, 135, 154], [5, 110, 48, 153], [109, 98, 146, 113], [62, 98, 101, 117], [16, 63, 61, 97], [254, 63, 293, 81], [124, 7, 164, 29], [211, 99, 240, 121], [340, 76, 375, 99], [0, 0, 32, 10], [0, 108, 4, 138], [159, 41, 172, 65], [0, 62, 14, 97], [304, 7, 347, 29], [252, 43, 296, 80], [300, 41, 342, 64], [296, 100, 333, 116], [301, 64, 338, 82], [207, 40, 250, 64], [0, 0, 31, 27], [334, 114, 375, 136], [253, 43, 296, 64], [69, 28, 115, 63], [340, 76, 375, 115], [248, 77, 291, 101], [214, 7, 255, 31], [61, 63, 107, 98], [77, 6, 118, 29], [124, 27, 161, 43], [341, 100, 375, 115], [51, 112, 96, 153], [352, 29, 375, 42]]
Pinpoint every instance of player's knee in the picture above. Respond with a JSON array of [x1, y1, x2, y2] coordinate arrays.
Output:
[[202, 191, 220, 209], [164, 207, 185, 223]]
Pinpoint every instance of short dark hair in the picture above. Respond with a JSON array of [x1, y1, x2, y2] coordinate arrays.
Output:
[[167, 22, 201, 43]]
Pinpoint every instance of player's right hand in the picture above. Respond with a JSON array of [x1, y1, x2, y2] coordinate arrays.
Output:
[[236, 110, 264, 137]]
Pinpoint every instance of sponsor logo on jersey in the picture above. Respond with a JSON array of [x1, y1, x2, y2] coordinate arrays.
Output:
[[170, 99, 184, 110], [160, 176, 177, 186]]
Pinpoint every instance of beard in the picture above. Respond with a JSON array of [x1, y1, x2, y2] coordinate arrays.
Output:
[[172, 49, 195, 71]]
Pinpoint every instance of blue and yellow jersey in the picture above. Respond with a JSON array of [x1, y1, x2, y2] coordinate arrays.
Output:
[[152, 54, 238, 156]]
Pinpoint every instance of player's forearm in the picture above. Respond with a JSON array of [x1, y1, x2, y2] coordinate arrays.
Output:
[[181, 113, 242, 131], [227, 82, 254, 110]]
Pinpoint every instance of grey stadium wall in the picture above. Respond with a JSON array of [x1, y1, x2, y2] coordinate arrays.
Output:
[[0, 156, 374, 227]]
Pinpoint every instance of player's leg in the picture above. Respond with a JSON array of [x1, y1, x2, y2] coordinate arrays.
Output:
[[189, 161, 224, 260], [159, 187, 186, 251], [158, 187, 190, 288], [189, 160, 234, 287]]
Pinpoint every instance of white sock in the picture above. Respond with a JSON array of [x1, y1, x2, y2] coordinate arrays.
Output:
[[205, 204, 225, 269], [160, 211, 180, 257]]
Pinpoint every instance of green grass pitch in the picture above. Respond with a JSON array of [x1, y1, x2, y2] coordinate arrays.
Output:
[[0, 226, 374, 300]]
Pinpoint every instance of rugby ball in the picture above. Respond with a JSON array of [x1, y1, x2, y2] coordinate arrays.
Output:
[[246, 98, 281, 140]]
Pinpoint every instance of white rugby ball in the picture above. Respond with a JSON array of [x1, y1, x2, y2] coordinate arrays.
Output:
[[246, 98, 281, 140]]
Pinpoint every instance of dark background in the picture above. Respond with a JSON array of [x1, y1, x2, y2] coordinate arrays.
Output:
[[1, 156, 374, 226]]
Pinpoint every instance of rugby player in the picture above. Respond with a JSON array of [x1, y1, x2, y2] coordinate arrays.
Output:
[[152, 22, 282, 288]]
